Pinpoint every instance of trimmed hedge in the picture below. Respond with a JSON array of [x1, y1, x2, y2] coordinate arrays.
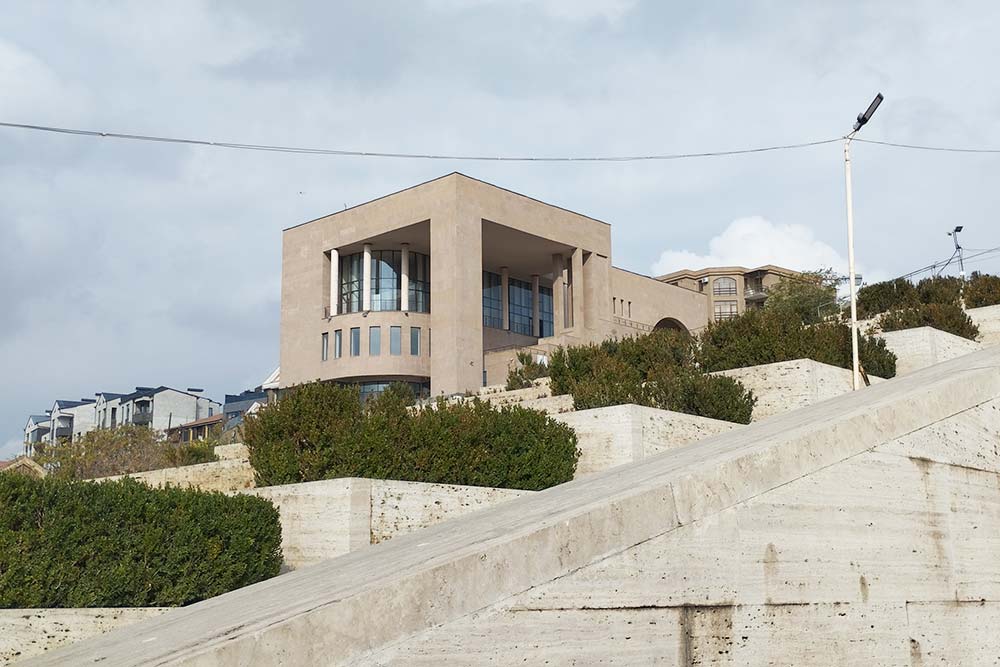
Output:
[[696, 309, 897, 379], [0, 475, 282, 608], [880, 302, 980, 340], [244, 382, 578, 490], [549, 330, 756, 423]]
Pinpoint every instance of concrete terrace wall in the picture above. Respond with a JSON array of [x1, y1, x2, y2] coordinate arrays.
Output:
[[0, 608, 168, 666], [556, 404, 741, 476], [36, 347, 1000, 666], [244, 478, 528, 569], [714, 358, 882, 421], [969, 303, 1000, 346], [93, 456, 255, 494], [878, 326, 982, 375]]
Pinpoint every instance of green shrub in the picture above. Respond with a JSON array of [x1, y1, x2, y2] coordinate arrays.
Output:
[[763, 269, 839, 325], [856, 278, 919, 319], [915, 276, 962, 306], [644, 365, 755, 424], [880, 303, 980, 340], [505, 351, 550, 390], [568, 354, 645, 410], [696, 309, 897, 378], [965, 273, 1000, 308], [0, 475, 282, 608], [33, 426, 218, 480], [244, 383, 578, 491]]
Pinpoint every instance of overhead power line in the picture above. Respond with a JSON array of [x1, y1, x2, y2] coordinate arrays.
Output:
[[0, 120, 843, 162], [852, 138, 1000, 154]]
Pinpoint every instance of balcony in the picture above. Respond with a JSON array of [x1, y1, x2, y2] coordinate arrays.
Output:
[[132, 412, 153, 426], [744, 287, 767, 302], [54, 426, 72, 439]]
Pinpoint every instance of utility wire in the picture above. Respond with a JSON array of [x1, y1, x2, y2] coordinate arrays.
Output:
[[0, 120, 843, 162], [853, 137, 1000, 154]]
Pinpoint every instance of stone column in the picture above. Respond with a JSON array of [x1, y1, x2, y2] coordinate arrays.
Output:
[[329, 248, 339, 317], [531, 275, 541, 337], [571, 248, 584, 331], [500, 266, 510, 330], [400, 243, 410, 312], [362, 243, 372, 311], [551, 253, 565, 336]]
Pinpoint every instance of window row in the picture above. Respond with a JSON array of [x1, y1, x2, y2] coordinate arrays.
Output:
[[338, 251, 431, 314], [713, 300, 738, 321], [321, 326, 426, 360], [481, 271, 555, 337]]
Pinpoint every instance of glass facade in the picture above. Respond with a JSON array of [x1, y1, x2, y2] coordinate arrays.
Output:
[[539, 285, 554, 337], [482, 271, 503, 328], [409, 252, 431, 313], [357, 380, 431, 403], [339, 253, 364, 313], [509, 277, 534, 336], [337, 250, 430, 314], [371, 250, 402, 311]]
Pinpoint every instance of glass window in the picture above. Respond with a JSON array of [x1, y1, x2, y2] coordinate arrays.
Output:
[[509, 277, 534, 336], [539, 285, 554, 337], [350, 327, 361, 356], [482, 271, 503, 328], [390, 326, 401, 355], [408, 252, 431, 313], [410, 327, 421, 355], [334, 329, 342, 359], [369, 326, 381, 355], [713, 277, 737, 296], [714, 300, 739, 321], [339, 253, 364, 314], [371, 250, 402, 312], [321, 332, 329, 361]]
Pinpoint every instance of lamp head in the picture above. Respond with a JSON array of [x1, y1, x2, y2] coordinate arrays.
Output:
[[853, 93, 884, 131]]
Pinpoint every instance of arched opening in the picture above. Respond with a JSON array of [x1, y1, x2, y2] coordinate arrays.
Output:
[[653, 317, 688, 334]]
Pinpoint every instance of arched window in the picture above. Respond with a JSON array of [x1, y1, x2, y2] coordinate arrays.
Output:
[[712, 277, 737, 296]]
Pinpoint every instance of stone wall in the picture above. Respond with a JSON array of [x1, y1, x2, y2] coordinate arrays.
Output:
[[878, 326, 981, 375], [93, 456, 255, 494], [244, 478, 528, 569], [0, 608, 168, 666], [555, 404, 741, 477], [714, 358, 882, 421], [969, 303, 1000, 346]]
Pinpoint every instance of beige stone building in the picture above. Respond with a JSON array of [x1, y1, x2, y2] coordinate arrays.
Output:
[[657, 264, 800, 322], [281, 173, 758, 398]]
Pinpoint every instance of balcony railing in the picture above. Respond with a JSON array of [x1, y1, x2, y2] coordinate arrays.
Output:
[[132, 412, 153, 425], [744, 287, 767, 301]]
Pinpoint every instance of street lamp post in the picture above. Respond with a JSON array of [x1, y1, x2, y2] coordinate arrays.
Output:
[[844, 93, 883, 391]]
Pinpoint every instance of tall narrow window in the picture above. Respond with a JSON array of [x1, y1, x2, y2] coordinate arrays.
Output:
[[539, 285, 554, 337], [334, 329, 342, 359], [321, 332, 329, 361], [339, 253, 364, 314], [369, 326, 381, 356], [410, 327, 421, 355], [509, 277, 534, 336], [371, 250, 402, 311], [409, 252, 431, 313], [390, 326, 401, 355], [482, 271, 503, 328], [350, 327, 361, 356]]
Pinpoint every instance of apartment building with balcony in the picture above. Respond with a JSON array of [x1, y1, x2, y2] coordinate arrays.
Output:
[[115, 386, 222, 431], [23, 415, 50, 456], [280, 173, 710, 397], [46, 399, 96, 443], [656, 264, 800, 322]]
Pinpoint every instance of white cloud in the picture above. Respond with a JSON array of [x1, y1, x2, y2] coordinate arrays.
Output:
[[427, 0, 637, 22], [652, 216, 848, 276]]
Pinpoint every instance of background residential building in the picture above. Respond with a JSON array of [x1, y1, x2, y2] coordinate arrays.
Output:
[[281, 173, 711, 397], [46, 399, 97, 443], [23, 415, 50, 456], [116, 387, 221, 431], [657, 264, 801, 322]]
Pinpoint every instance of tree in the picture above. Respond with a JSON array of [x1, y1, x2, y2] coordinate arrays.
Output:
[[763, 268, 839, 324], [965, 273, 1000, 308]]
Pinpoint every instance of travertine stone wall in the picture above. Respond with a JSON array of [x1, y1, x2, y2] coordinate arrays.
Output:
[[878, 326, 981, 375], [93, 457, 255, 493], [556, 404, 741, 476], [0, 608, 168, 666], [714, 358, 883, 421], [969, 303, 1000, 346]]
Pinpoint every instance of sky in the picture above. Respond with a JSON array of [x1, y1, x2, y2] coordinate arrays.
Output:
[[3, 1, 1000, 457]]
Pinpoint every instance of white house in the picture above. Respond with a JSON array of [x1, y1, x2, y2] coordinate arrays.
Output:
[[117, 386, 222, 432], [23, 415, 50, 456], [46, 399, 97, 443]]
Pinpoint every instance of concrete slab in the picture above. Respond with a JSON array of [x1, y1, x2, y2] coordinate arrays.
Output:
[[27, 346, 1000, 666], [878, 326, 981, 375], [968, 303, 1000, 346]]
